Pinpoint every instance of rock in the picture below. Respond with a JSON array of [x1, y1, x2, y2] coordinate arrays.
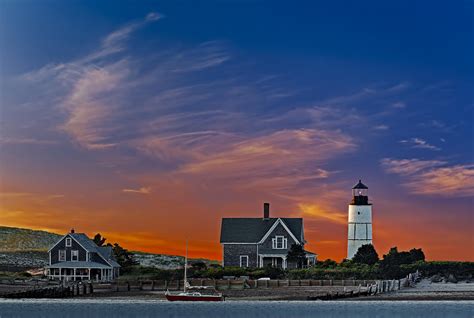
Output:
[[447, 274, 458, 283], [430, 274, 443, 283]]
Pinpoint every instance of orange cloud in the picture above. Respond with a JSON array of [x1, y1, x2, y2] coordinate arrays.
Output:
[[381, 158, 474, 197], [298, 203, 346, 224]]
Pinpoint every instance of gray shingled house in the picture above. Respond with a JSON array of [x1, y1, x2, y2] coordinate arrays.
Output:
[[220, 203, 316, 269], [46, 229, 120, 282]]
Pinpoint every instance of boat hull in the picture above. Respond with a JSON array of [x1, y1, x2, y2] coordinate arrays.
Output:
[[165, 294, 223, 302]]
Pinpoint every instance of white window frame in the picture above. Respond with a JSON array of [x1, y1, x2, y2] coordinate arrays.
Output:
[[58, 250, 66, 261], [272, 235, 287, 249], [65, 238, 72, 247], [240, 255, 249, 268], [71, 250, 79, 261]]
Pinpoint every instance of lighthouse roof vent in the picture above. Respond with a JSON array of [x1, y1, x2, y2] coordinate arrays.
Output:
[[352, 179, 368, 189]]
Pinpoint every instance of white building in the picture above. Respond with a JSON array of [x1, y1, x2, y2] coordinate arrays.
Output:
[[347, 180, 373, 259]]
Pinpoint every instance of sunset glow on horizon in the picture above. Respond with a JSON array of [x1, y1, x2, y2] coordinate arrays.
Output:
[[1, 2, 473, 262]]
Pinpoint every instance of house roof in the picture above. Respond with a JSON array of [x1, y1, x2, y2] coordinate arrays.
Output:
[[70, 233, 100, 252], [220, 218, 303, 243], [97, 246, 121, 267], [49, 232, 121, 267], [46, 261, 111, 269]]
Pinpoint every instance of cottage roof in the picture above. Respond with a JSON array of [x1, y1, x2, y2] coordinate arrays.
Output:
[[97, 246, 121, 267], [46, 261, 111, 269], [70, 233, 100, 252], [220, 218, 303, 243], [49, 232, 121, 267]]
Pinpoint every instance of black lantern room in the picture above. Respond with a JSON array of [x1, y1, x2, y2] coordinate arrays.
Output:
[[351, 179, 369, 205]]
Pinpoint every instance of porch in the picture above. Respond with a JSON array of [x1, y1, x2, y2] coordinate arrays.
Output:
[[46, 262, 117, 282], [258, 252, 317, 269]]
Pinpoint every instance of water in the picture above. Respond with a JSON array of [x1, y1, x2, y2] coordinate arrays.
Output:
[[0, 299, 472, 318]]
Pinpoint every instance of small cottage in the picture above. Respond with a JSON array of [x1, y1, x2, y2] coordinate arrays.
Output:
[[46, 229, 120, 282], [220, 203, 316, 269]]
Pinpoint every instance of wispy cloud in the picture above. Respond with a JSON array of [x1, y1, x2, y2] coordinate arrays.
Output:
[[374, 124, 389, 130], [298, 203, 346, 224], [0, 137, 58, 145], [400, 137, 440, 151], [381, 158, 474, 197], [392, 101, 406, 108], [122, 187, 152, 194]]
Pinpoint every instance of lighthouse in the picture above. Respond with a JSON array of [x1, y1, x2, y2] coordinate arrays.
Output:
[[347, 179, 373, 259]]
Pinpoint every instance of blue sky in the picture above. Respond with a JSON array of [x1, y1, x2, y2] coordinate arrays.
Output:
[[0, 1, 472, 260]]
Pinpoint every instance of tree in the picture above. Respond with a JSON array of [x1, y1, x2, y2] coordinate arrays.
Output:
[[352, 244, 379, 265], [111, 243, 138, 270], [409, 248, 425, 263], [93, 233, 138, 272], [191, 261, 207, 271], [287, 244, 307, 268], [316, 259, 338, 268], [93, 233, 107, 247]]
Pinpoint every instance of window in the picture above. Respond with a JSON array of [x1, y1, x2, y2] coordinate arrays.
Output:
[[58, 250, 66, 261], [272, 235, 287, 249], [65, 238, 72, 247], [71, 250, 79, 261], [240, 255, 249, 268]]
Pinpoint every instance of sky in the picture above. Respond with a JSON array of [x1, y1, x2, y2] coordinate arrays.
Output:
[[0, 0, 473, 261]]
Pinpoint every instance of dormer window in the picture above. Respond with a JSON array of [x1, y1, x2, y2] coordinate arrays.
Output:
[[65, 238, 72, 247], [272, 235, 287, 249]]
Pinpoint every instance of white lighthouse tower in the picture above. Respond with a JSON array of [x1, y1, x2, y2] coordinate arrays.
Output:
[[347, 180, 373, 259]]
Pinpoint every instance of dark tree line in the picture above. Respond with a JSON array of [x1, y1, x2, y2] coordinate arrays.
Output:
[[93, 233, 138, 271]]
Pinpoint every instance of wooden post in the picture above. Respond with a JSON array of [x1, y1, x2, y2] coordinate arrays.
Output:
[[151, 280, 155, 291], [330, 279, 333, 286], [165, 280, 168, 290], [342, 279, 345, 286], [127, 281, 130, 291]]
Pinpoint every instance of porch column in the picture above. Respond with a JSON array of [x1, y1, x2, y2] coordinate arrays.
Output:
[[282, 257, 287, 269], [59, 268, 61, 281], [73, 268, 76, 281], [88, 268, 91, 281]]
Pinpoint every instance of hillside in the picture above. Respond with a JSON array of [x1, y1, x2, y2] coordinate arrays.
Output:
[[0, 226, 216, 270], [0, 226, 62, 252]]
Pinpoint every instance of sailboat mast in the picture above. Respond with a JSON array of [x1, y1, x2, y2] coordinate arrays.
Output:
[[184, 240, 188, 292]]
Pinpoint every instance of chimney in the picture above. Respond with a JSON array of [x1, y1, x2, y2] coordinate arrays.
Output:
[[70, 228, 75, 234], [263, 202, 270, 219]]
